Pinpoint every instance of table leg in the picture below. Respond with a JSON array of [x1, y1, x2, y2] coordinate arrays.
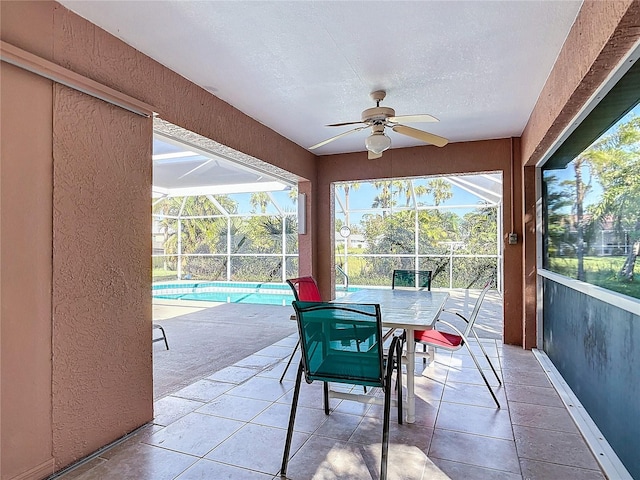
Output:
[[405, 328, 416, 423]]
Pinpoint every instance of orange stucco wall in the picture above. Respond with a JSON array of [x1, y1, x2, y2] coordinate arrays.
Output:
[[50, 84, 154, 468], [297, 181, 316, 277], [1, 63, 56, 480]]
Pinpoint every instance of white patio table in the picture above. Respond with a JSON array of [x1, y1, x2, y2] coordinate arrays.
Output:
[[335, 288, 449, 424]]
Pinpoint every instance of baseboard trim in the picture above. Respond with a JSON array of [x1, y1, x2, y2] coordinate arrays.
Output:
[[10, 458, 55, 480], [533, 349, 633, 480]]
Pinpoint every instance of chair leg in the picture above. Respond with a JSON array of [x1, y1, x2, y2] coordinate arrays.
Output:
[[381, 342, 396, 480], [161, 326, 169, 350], [323, 382, 330, 415], [395, 337, 403, 425], [153, 324, 169, 350], [394, 333, 405, 393], [280, 340, 299, 383], [281, 361, 304, 477], [464, 342, 501, 409], [470, 330, 501, 385]]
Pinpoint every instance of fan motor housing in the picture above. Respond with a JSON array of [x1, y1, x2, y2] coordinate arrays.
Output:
[[361, 106, 395, 123]]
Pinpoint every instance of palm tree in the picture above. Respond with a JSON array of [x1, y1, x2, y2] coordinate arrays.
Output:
[[153, 197, 179, 271], [153, 195, 238, 278], [372, 181, 397, 212], [250, 192, 271, 213], [573, 158, 589, 281], [392, 178, 451, 207], [288, 185, 298, 202], [426, 178, 453, 206], [586, 115, 640, 281]]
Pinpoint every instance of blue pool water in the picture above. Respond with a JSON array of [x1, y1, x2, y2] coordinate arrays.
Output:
[[152, 281, 361, 306], [153, 281, 295, 306]]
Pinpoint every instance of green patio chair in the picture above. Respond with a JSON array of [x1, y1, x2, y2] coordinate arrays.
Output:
[[281, 301, 403, 480], [391, 269, 432, 290], [391, 269, 432, 361]]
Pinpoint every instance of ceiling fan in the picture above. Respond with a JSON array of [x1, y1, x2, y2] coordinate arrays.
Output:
[[309, 90, 449, 159]]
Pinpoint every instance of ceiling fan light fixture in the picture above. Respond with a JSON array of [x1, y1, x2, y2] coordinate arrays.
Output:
[[309, 90, 448, 153], [365, 132, 391, 154]]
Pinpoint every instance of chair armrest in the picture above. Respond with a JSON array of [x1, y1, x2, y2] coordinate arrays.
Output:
[[434, 319, 466, 338], [440, 309, 469, 324]]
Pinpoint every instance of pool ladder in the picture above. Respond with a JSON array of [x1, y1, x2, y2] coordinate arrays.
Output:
[[336, 265, 349, 292]]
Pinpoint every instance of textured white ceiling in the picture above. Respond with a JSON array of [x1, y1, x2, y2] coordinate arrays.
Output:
[[59, 0, 582, 156]]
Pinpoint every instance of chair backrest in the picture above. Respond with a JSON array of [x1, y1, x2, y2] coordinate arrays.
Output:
[[462, 280, 492, 337], [292, 301, 384, 387], [286, 276, 322, 302], [392, 269, 432, 290]]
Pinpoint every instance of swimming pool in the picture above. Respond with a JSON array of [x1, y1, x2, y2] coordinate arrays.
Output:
[[152, 281, 362, 306], [152, 281, 297, 306]]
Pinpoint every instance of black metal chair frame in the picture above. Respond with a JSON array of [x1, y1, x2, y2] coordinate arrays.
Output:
[[280, 302, 403, 480], [152, 323, 169, 350]]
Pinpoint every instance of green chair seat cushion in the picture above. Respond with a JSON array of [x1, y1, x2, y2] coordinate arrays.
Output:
[[305, 352, 383, 386]]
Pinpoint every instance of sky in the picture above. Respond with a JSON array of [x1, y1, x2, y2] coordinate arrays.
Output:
[[334, 174, 502, 227]]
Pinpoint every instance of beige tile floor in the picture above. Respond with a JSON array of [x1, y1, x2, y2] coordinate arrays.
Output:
[[56, 291, 605, 480], [54, 293, 607, 480]]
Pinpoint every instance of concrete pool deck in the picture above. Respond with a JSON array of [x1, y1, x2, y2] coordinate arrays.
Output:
[[153, 298, 224, 320], [153, 300, 298, 399]]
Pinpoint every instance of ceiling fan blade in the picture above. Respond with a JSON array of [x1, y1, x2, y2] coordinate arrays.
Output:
[[388, 114, 439, 124], [368, 151, 383, 160], [392, 125, 449, 147], [326, 120, 366, 127], [309, 125, 367, 150]]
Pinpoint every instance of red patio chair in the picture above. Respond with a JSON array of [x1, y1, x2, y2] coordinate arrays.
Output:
[[413, 280, 502, 408]]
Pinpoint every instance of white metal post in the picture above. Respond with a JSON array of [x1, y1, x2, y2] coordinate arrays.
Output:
[[344, 236, 348, 274], [177, 219, 182, 280], [282, 216, 287, 283], [226, 217, 231, 281], [498, 203, 503, 293], [449, 243, 454, 289], [415, 207, 419, 269]]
